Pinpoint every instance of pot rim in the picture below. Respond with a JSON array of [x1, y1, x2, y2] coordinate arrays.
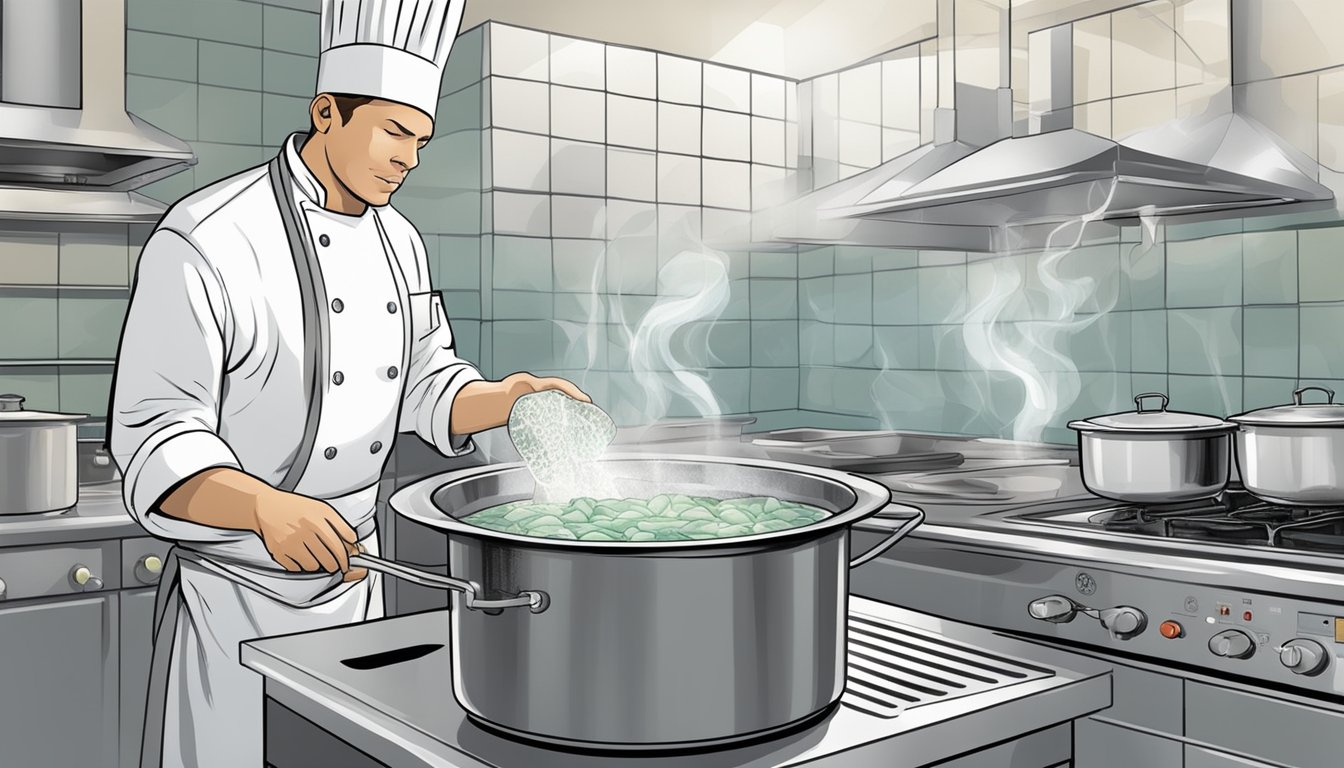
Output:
[[1067, 392, 1235, 436], [1067, 419, 1236, 437], [1229, 386, 1344, 427], [389, 453, 900, 552]]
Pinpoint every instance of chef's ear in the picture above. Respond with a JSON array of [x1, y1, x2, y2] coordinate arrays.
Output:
[[310, 94, 337, 135]]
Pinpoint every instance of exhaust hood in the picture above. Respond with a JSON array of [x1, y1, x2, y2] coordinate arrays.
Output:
[[774, 1, 1334, 250], [0, 0, 196, 223]]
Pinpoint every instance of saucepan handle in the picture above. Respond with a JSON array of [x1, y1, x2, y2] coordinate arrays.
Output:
[[848, 506, 925, 569], [349, 553, 549, 613]]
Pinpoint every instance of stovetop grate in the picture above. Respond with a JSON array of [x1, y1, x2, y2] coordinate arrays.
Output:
[[841, 612, 1055, 718]]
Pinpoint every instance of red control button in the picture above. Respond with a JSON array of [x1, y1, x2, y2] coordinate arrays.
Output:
[[1159, 620, 1184, 639], [1218, 605, 1231, 616], [1243, 611, 1253, 622]]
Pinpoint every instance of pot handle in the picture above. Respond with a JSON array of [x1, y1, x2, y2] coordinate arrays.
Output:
[[349, 553, 549, 613], [848, 507, 925, 569], [1294, 386, 1336, 405], [1134, 392, 1169, 413]]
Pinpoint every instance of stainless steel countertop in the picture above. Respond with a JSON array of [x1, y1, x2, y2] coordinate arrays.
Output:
[[0, 481, 146, 547], [241, 597, 1112, 768]]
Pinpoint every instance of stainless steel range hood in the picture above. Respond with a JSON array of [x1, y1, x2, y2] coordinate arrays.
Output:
[[0, 0, 196, 223]]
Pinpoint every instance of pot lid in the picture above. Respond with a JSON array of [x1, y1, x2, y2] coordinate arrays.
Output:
[[0, 393, 86, 424], [1068, 393, 1235, 434], [1230, 386, 1344, 426]]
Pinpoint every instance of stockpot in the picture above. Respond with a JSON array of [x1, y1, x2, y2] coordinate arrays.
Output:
[[0, 394, 84, 515], [1229, 386, 1344, 506], [353, 454, 923, 751], [1067, 393, 1237, 503]]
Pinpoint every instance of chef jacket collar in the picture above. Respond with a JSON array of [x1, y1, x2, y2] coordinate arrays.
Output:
[[282, 132, 330, 210]]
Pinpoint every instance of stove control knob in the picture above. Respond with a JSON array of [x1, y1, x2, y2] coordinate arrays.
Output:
[[70, 565, 103, 592], [1099, 606, 1148, 639], [0, 577, 6, 600], [1279, 639, 1329, 676], [1028, 595, 1077, 623], [135, 555, 164, 585], [1209, 629, 1256, 659]]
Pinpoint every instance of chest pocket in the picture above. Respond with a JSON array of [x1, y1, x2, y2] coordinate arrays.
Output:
[[408, 290, 444, 342]]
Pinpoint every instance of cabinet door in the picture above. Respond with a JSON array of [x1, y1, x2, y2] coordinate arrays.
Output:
[[0, 596, 118, 767], [1186, 745, 1280, 767], [121, 588, 157, 768], [1075, 718, 1182, 768]]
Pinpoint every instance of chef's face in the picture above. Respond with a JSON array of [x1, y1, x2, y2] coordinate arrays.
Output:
[[315, 95, 433, 206]]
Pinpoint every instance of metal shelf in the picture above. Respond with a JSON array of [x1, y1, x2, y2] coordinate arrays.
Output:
[[0, 360, 115, 367], [0, 284, 128, 293]]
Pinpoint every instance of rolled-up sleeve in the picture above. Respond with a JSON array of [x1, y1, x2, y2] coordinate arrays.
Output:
[[400, 290, 485, 457], [110, 229, 245, 542]]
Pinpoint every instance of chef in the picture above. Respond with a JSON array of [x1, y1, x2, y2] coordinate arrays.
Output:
[[109, 1, 589, 766]]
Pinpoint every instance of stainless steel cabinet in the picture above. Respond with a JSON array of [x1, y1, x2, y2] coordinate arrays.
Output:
[[120, 588, 156, 768], [0, 595, 118, 768], [1075, 718, 1182, 768], [1186, 745, 1278, 767]]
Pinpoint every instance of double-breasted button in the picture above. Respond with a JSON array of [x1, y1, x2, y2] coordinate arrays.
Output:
[[332, 371, 344, 385], [318, 234, 331, 247], [324, 446, 337, 460], [370, 441, 383, 454], [331, 298, 344, 313], [386, 302, 397, 314], [387, 366, 399, 379]]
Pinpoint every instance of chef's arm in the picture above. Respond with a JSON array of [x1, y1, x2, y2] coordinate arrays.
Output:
[[449, 373, 593, 434]]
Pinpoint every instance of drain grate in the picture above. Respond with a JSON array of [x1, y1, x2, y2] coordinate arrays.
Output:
[[841, 612, 1055, 718]]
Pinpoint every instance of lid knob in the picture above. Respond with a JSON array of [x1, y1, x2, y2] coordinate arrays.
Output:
[[0, 394, 24, 412], [1293, 386, 1335, 406], [1134, 392, 1169, 413]]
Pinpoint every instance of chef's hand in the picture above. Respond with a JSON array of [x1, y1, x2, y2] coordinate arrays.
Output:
[[452, 373, 594, 434], [250, 487, 359, 576], [502, 372, 592, 404]]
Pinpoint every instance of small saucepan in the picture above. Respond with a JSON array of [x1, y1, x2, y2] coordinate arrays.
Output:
[[1068, 393, 1237, 503], [1229, 386, 1344, 506]]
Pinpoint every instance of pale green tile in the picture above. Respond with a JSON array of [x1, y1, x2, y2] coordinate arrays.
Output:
[[722, 279, 751, 320], [750, 251, 797, 278], [1301, 305, 1344, 379], [200, 41, 262, 90], [919, 324, 965, 370], [1168, 374, 1240, 418], [553, 293, 602, 323], [439, 236, 482, 291], [60, 228, 130, 286], [1069, 313, 1131, 372], [1243, 307, 1298, 378], [59, 296, 127, 358], [1298, 227, 1344, 303], [834, 325, 873, 367], [492, 290, 553, 320], [833, 274, 871, 324], [873, 249, 918, 271], [750, 279, 797, 319], [137, 170, 197, 206], [798, 367, 836, 412], [799, 277, 834, 322], [199, 86, 263, 144], [1054, 244, 1124, 313], [441, 290, 482, 320], [605, 238, 657, 295], [58, 367, 114, 418], [1122, 241, 1165, 310], [834, 246, 873, 274], [832, 368, 879, 415], [606, 295, 655, 326], [873, 326, 918, 369], [799, 321, 833, 366], [1130, 310, 1168, 373], [262, 93, 311, 146], [553, 239, 606, 293], [706, 321, 751, 367], [263, 5, 318, 55], [0, 296, 57, 359], [707, 368, 752, 414], [1167, 234, 1243, 307], [798, 246, 834, 278], [1131, 373, 1169, 400], [452, 318, 482, 364], [441, 27, 485, 96], [1166, 218, 1241, 241], [436, 84, 484, 136], [263, 50, 317, 96], [129, 0, 262, 46], [127, 76, 197, 141], [552, 321, 604, 370], [492, 236, 551, 291], [0, 232, 59, 284], [750, 368, 799, 412], [872, 270, 917, 325], [193, 143, 266, 187], [919, 250, 965, 267], [0, 367, 59, 411], [1168, 307, 1242, 376], [1242, 377, 1296, 411], [917, 265, 965, 323], [127, 31, 196, 80], [1242, 231, 1297, 304], [493, 320, 554, 373], [751, 321, 798, 366]]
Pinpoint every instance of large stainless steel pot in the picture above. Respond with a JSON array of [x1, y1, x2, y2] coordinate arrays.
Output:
[[0, 394, 84, 514], [1067, 393, 1236, 503], [1229, 386, 1344, 506], [359, 455, 920, 751]]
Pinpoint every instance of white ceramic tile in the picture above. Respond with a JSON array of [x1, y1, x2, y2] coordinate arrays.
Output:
[[702, 208, 751, 243], [607, 94, 656, 149], [489, 24, 548, 81], [751, 117, 786, 166], [658, 103, 701, 155], [785, 122, 798, 169], [1076, 100, 1112, 139], [1176, 81, 1232, 119], [60, 227, 130, 286], [785, 82, 798, 123], [702, 159, 751, 210], [607, 147, 656, 201], [551, 85, 604, 142], [491, 130, 550, 191], [1235, 73, 1319, 162], [493, 192, 551, 236], [490, 77, 548, 133], [1111, 89, 1176, 141], [1320, 69, 1344, 172], [658, 204, 702, 248], [1176, 0, 1229, 87], [1073, 14, 1111, 106], [839, 62, 881, 125], [551, 196, 606, 239], [606, 199, 657, 239], [0, 231, 58, 284], [920, 41, 937, 143], [882, 55, 920, 131], [551, 139, 606, 197], [550, 35, 604, 89], [838, 120, 881, 169], [607, 45, 655, 98], [703, 109, 750, 161], [752, 74, 785, 119], [881, 127, 920, 161], [657, 153, 700, 205], [1232, 0, 1344, 83], [704, 64, 751, 112], [1112, 2, 1176, 97], [658, 54, 701, 105], [751, 165, 791, 210]]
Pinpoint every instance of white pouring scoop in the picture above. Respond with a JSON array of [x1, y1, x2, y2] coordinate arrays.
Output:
[[507, 391, 618, 502]]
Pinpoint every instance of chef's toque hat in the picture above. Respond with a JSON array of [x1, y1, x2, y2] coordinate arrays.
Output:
[[315, 0, 467, 122]]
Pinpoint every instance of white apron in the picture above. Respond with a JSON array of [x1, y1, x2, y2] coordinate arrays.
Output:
[[138, 153, 412, 768]]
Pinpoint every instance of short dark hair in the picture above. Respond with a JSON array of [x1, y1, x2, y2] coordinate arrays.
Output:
[[307, 94, 377, 137]]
